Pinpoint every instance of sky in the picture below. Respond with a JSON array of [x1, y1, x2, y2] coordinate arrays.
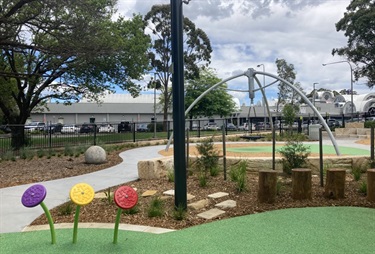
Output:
[[115, 0, 370, 106]]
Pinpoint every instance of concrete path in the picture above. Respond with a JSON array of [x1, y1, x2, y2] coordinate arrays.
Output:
[[0, 145, 167, 234], [0, 138, 371, 234]]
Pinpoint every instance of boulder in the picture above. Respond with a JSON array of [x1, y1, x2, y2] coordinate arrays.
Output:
[[84, 146, 107, 164]]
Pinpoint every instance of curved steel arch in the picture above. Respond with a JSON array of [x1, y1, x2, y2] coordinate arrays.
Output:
[[166, 68, 341, 156]]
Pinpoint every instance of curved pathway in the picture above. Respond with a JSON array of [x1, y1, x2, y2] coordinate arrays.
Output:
[[0, 145, 166, 234]]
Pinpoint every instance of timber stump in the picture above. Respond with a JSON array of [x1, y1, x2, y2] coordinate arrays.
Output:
[[258, 170, 278, 203], [367, 169, 375, 202], [292, 168, 312, 200], [324, 168, 346, 199]]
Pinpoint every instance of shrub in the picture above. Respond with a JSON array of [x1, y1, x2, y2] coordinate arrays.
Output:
[[229, 160, 248, 192], [122, 205, 139, 215], [196, 137, 219, 175], [36, 149, 45, 158], [147, 196, 164, 217], [359, 182, 367, 195], [166, 168, 174, 182], [278, 140, 310, 175], [352, 166, 362, 181], [173, 204, 186, 221], [58, 201, 74, 216]]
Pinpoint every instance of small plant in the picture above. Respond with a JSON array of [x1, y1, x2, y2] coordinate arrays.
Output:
[[352, 166, 362, 181], [1, 151, 15, 161], [196, 137, 219, 177], [58, 200, 74, 215], [173, 203, 186, 221], [64, 146, 74, 156], [276, 180, 282, 195], [209, 165, 220, 177], [104, 188, 113, 204], [20, 148, 34, 160], [199, 173, 207, 187], [359, 181, 367, 195], [122, 205, 139, 215], [278, 140, 310, 175], [229, 160, 248, 192], [36, 149, 45, 158], [147, 196, 164, 217], [166, 168, 174, 182]]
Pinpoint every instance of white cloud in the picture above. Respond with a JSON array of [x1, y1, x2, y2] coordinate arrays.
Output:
[[116, 0, 371, 105]]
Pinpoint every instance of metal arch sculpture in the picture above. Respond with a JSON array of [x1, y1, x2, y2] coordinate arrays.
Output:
[[166, 68, 341, 156]]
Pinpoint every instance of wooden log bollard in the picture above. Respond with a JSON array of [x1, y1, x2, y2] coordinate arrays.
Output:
[[258, 170, 278, 203], [324, 168, 346, 199], [292, 168, 312, 200], [367, 169, 375, 202]]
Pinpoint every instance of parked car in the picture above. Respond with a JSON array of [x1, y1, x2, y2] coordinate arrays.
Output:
[[98, 123, 115, 133], [79, 123, 97, 133], [61, 124, 80, 134], [327, 119, 341, 128], [238, 123, 255, 131], [223, 123, 237, 131], [191, 123, 201, 131], [24, 122, 45, 131], [137, 123, 149, 132], [118, 121, 131, 133], [255, 122, 270, 131], [0, 125, 11, 133], [43, 123, 63, 134], [203, 122, 220, 131]]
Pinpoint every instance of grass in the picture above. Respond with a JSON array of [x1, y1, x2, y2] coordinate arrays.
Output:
[[147, 196, 164, 218]]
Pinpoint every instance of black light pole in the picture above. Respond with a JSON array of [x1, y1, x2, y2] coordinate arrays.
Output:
[[171, 0, 187, 209]]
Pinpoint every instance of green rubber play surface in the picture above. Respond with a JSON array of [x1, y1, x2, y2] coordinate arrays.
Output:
[[227, 144, 369, 156], [1, 207, 374, 254]]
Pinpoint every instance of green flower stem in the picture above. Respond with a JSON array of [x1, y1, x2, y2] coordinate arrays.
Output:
[[113, 208, 123, 244], [40, 202, 56, 244], [73, 205, 81, 244]]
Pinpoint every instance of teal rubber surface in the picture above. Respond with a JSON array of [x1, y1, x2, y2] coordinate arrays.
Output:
[[1, 207, 374, 254]]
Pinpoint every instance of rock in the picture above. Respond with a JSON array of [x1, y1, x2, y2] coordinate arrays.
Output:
[[84, 146, 107, 164]]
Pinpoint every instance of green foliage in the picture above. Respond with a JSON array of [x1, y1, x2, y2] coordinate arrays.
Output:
[[167, 168, 174, 182], [58, 201, 74, 216], [144, 4, 212, 123], [352, 166, 362, 181], [199, 173, 207, 187], [1, 151, 15, 161], [333, 0, 375, 87], [282, 104, 299, 131], [1, 1, 150, 150], [185, 68, 237, 119], [364, 121, 375, 128], [196, 138, 219, 173], [279, 141, 310, 175], [209, 166, 220, 177], [359, 181, 367, 195], [147, 196, 164, 218], [229, 160, 248, 192], [19, 148, 34, 160], [122, 205, 139, 215], [104, 188, 113, 205], [276, 180, 282, 195], [64, 146, 74, 157], [173, 204, 186, 221], [36, 149, 45, 158]]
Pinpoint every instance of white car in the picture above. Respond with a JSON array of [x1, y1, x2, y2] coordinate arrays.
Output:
[[61, 124, 80, 133], [98, 124, 115, 133], [24, 122, 45, 131]]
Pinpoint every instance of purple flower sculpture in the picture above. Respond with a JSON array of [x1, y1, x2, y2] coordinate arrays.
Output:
[[21, 184, 47, 208]]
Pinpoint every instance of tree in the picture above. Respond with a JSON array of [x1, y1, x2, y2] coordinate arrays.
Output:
[[333, 0, 375, 87], [0, 0, 151, 149], [282, 103, 298, 134], [144, 4, 212, 126], [275, 58, 304, 111], [184, 68, 237, 125]]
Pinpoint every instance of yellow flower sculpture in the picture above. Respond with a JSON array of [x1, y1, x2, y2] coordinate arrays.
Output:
[[70, 183, 95, 206]]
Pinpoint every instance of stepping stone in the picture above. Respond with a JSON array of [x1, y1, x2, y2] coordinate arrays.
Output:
[[215, 200, 236, 209], [94, 192, 110, 199], [141, 190, 157, 197], [163, 189, 175, 196], [187, 194, 195, 201], [188, 199, 209, 210], [197, 208, 225, 219], [208, 192, 229, 199]]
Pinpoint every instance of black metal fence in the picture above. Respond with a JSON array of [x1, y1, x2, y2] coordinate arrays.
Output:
[[1, 115, 373, 156]]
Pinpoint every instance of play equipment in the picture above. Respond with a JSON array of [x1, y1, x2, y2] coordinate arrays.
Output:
[[69, 183, 95, 243], [21, 184, 56, 244], [113, 186, 138, 244]]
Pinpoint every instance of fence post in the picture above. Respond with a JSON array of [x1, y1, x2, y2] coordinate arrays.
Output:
[[93, 124, 97, 145]]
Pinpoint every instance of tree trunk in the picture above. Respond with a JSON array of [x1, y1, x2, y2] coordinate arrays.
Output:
[[258, 170, 278, 203], [10, 125, 27, 150], [367, 169, 375, 202], [324, 168, 346, 199], [292, 168, 312, 200]]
